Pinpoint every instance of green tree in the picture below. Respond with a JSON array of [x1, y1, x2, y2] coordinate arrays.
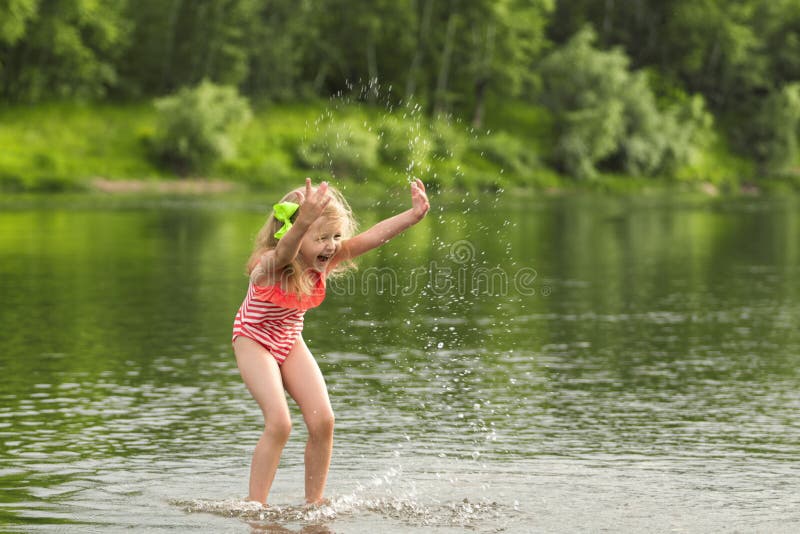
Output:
[[118, 0, 259, 96], [538, 27, 711, 179], [444, 0, 553, 127], [753, 0, 800, 85], [241, 0, 312, 99], [0, 0, 37, 45], [302, 0, 415, 98], [296, 117, 380, 181], [538, 27, 628, 178], [665, 0, 767, 110], [748, 83, 800, 177], [0, 0, 129, 101], [548, 0, 769, 109], [0, 0, 36, 83], [406, 0, 552, 122]]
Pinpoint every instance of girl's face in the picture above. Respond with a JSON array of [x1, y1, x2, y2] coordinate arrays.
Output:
[[298, 216, 344, 272]]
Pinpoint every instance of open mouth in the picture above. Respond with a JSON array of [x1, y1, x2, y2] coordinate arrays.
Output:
[[317, 255, 331, 264]]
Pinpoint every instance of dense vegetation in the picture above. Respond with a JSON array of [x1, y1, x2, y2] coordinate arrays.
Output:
[[1, 0, 799, 192]]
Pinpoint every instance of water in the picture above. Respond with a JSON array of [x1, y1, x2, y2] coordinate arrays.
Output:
[[1, 192, 799, 533]]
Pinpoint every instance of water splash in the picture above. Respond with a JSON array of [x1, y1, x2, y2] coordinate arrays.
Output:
[[174, 495, 505, 528], [172, 467, 508, 528]]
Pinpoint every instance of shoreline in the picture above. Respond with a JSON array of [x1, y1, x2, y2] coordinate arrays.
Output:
[[90, 178, 240, 194], [0, 177, 787, 202]]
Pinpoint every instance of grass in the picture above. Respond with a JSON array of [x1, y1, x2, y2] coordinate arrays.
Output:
[[0, 102, 168, 191], [0, 98, 795, 195]]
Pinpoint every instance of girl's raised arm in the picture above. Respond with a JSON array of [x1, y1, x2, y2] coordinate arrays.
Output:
[[334, 179, 430, 266], [259, 179, 331, 276]]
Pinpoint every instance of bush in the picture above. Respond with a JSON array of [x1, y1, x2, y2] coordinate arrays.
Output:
[[538, 27, 711, 180], [469, 131, 538, 178], [295, 118, 380, 180], [429, 118, 466, 161], [616, 78, 713, 177], [748, 83, 800, 177], [654, 94, 714, 175], [376, 117, 431, 172], [151, 81, 252, 175], [538, 28, 628, 179], [219, 153, 295, 189]]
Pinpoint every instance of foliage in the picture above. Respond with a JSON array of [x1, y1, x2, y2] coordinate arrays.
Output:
[[545, 0, 800, 178], [150, 81, 252, 175], [117, 0, 261, 97], [0, 102, 165, 192], [376, 116, 436, 179], [0, 0, 37, 46], [2, 0, 800, 189], [0, 100, 783, 194], [548, 0, 768, 109], [469, 131, 538, 178], [0, 0, 129, 101], [538, 27, 712, 180], [242, 0, 313, 99], [295, 117, 380, 181], [429, 118, 466, 161], [747, 83, 800, 177], [538, 28, 626, 178], [426, 0, 554, 123], [618, 83, 713, 177]]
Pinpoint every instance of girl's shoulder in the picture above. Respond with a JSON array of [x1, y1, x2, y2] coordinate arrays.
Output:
[[249, 263, 272, 286]]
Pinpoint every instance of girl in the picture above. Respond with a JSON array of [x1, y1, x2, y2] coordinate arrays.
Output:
[[232, 177, 430, 505]]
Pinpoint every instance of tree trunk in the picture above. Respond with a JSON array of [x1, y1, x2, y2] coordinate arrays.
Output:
[[204, 1, 224, 80], [471, 21, 495, 129], [405, 0, 434, 101], [366, 35, 378, 102], [472, 78, 487, 128], [160, 0, 183, 92], [603, 0, 614, 40], [434, 12, 457, 116]]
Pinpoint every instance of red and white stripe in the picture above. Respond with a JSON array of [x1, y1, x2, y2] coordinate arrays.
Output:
[[232, 283, 307, 364]]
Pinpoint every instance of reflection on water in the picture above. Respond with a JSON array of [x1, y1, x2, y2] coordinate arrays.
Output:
[[1, 193, 799, 532]]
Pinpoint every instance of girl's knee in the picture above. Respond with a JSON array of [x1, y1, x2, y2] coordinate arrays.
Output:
[[307, 410, 335, 439], [265, 414, 292, 442]]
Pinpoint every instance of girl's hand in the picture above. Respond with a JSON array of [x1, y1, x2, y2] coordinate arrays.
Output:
[[410, 179, 430, 221], [296, 178, 331, 226]]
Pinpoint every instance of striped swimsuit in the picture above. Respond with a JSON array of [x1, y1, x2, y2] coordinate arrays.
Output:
[[232, 269, 326, 364]]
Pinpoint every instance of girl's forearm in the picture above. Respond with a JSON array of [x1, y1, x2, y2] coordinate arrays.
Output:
[[262, 220, 310, 269], [345, 209, 421, 259], [372, 209, 421, 242]]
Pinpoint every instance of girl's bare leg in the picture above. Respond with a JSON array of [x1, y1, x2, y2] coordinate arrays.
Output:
[[281, 336, 335, 504], [234, 337, 292, 505]]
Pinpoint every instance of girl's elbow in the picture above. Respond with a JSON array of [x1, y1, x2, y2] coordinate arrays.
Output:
[[259, 251, 289, 273]]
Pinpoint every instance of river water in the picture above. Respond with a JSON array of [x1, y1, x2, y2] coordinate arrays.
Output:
[[1, 192, 799, 533]]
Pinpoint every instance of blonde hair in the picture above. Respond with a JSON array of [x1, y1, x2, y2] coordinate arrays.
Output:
[[247, 183, 358, 296]]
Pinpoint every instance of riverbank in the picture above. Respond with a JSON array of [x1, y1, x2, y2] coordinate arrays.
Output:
[[1, 100, 797, 196]]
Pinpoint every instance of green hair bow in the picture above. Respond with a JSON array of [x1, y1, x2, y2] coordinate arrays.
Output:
[[273, 201, 300, 240]]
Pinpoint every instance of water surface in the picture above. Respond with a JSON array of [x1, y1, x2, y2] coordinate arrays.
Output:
[[1, 192, 799, 532]]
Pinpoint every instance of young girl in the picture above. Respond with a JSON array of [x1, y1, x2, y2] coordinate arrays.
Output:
[[232, 177, 430, 506]]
